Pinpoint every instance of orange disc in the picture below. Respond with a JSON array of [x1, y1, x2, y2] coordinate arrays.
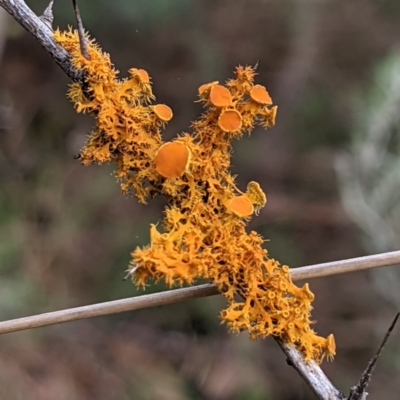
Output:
[[154, 142, 190, 179], [137, 69, 150, 83], [130, 68, 150, 83], [209, 85, 232, 107], [250, 85, 272, 105], [154, 104, 173, 122], [218, 109, 242, 132], [198, 81, 219, 95], [226, 196, 254, 217]]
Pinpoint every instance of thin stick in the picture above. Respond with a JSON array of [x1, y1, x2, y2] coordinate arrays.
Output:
[[0, 250, 399, 335], [0, 284, 218, 335], [291, 249, 400, 280], [72, 0, 89, 59], [348, 312, 400, 400]]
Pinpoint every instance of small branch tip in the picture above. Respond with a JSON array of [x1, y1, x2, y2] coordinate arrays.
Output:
[[39, 0, 55, 30], [348, 312, 399, 400], [72, 0, 90, 60]]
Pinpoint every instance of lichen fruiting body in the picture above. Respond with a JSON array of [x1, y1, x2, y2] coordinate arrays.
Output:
[[55, 28, 335, 363]]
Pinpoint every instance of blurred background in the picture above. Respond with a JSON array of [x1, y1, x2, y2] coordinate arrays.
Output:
[[1, 0, 400, 399]]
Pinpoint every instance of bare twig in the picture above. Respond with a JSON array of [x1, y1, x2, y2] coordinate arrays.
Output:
[[39, 0, 54, 29], [72, 0, 89, 59], [0, 0, 84, 83], [348, 312, 400, 400], [0, 284, 219, 335], [291, 249, 400, 280]]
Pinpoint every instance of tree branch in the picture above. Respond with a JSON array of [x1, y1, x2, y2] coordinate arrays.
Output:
[[276, 338, 345, 400], [0, 0, 84, 83]]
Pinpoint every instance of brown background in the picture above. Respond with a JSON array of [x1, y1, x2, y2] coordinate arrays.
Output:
[[0, 1, 399, 399]]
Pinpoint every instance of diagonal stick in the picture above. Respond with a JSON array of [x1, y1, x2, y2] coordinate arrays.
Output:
[[72, 0, 89, 59], [348, 312, 400, 400]]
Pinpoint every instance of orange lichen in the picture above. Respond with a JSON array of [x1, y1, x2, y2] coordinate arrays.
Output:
[[134, 68, 150, 83], [198, 81, 219, 95], [209, 85, 232, 107], [250, 84, 273, 105], [153, 104, 173, 122], [218, 109, 243, 132], [245, 181, 267, 215], [56, 28, 335, 363], [226, 196, 254, 217], [154, 142, 190, 179]]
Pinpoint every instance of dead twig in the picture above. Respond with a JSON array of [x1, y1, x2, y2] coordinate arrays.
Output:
[[290, 249, 400, 280], [38, 0, 54, 29], [0, 284, 218, 335], [348, 312, 400, 400], [72, 0, 89, 59], [0, 0, 84, 83]]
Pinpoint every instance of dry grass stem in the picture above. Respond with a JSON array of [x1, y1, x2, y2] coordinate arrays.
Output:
[[0, 250, 398, 335], [348, 312, 400, 400]]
